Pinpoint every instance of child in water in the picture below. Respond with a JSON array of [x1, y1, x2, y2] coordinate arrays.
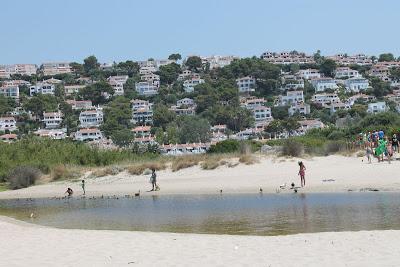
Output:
[[298, 162, 306, 187]]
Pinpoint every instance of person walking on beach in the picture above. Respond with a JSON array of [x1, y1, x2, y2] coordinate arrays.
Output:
[[150, 169, 158, 191], [81, 180, 86, 195], [298, 162, 306, 187]]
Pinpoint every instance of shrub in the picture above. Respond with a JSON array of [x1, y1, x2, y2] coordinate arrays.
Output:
[[93, 166, 123, 177], [6, 166, 41, 190], [239, 154, 258, 165], [171, 156, 201, 172], [324, 141, 347, 154], [208, 140, 240, 154], [127, 162, 167, 176], [201, 160, 220, 170], [51, 164, 69, 180], [282, 140, 304, 157]]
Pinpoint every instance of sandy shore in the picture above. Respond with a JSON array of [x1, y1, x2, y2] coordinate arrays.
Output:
[[1, 155, 400, 199], [0, 216, 398, 267]]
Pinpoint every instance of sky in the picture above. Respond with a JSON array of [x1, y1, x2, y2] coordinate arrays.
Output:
[[2, 0, 400, 64]]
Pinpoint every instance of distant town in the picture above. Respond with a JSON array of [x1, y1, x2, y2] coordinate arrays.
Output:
[[1, 51, 399, 155]]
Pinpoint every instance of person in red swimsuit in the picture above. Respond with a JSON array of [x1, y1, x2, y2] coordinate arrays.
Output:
[[298, 162, 306, 187]]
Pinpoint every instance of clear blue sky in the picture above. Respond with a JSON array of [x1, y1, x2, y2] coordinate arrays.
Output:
[[2, 0, 400, 64]]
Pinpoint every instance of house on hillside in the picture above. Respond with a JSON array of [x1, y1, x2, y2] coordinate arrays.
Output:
[[30, 83, 55, 96], [0, 86, 19, 100], [183, 77, 204, 93], [344, 78, 369, 93], [79, 108, 104, 128], [74, 128, 103, 142], [311, 78, 338, 92], [0, 117, 17, 132], [288, 103, 310, 116], [236, 76, 256, 93], [42, 112, 63, 129], [277, 90, 304, 106], [367, 102, 388, 113]]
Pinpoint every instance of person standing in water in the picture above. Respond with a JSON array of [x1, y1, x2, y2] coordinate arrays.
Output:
[[81, 180, 86, 195], [150, 169, 157, 191], [298, 162, 306, 187]]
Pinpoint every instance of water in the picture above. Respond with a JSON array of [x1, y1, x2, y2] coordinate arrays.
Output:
[[1, 192, 400, 236]]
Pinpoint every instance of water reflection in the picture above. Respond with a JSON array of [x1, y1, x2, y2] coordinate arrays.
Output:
[[1, 193, 400, 236]]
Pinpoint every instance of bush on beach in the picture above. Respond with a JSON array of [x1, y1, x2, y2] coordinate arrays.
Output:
[[6, 166, 41, 190], [281, 139, 304, 157]]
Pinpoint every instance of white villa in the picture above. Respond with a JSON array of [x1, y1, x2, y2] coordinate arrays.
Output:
[[253, 106, 272, 122], [0, 117, 17, 132], [43, 112, 63, 129], [288, 103, 311, 116], [344, 78, 369, 92], [41, 62, 71, 76], [132, 105, 153, 124], [241, 97, 266, 110], [298, 69, 321, 80], [79, 108, 104, 128], [311, 78, 338, 92], [367, 102, 388, 113], [0, 86, 19, 100], [132, 126, 152, 138], [34, 129, 66, 140], [66, 100, 93, 110], [108, 75, 129, 96], [297, 120, 325, 135], [236, 76, 256, 93], [183, 77, 204, 93], [64, 85, 86, 96], [135, 81, 158, 96], [312, 93, 341, 106], [74, 128, 103, 142], [335, 67, 361, 79], [277, 90, 304, 106], [30, 83, 55, 96]]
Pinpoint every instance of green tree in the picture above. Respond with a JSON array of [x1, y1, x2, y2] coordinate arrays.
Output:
[[282, 118, 301, 136], [176, 116, 211, 143], [24, 95, 58, 117], [0, 96, 16, 115], [100, 96, 132, 137], [378, 53, 395, 62], [78, 81, 114, 105], [185, 56, 202, 71], [83, 55, 100, 74], [157, 63, 181, 85], [264, 119, 284, 138], [153, 104, 177, 129], [168, 53, 182, 61], [123, 78, 139, 99], [319, 58, 337, 77], [70, 62, 84, 75], [272, 106, 289, 120], [111, 129, 135, 147], [369, 77, 390, 98], [117, 60, 139, 76]]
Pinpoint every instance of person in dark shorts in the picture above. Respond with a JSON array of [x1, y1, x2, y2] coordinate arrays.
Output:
[[150, 169, 157, 191], [65, 188, 73, 197], [392, 134, 399, 153]]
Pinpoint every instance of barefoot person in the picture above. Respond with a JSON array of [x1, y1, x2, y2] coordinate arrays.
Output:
[[81, 180, 86, 195], [150, 169, 157, 191], [65, 187, 73, 197], [298, 162, 306, 187]]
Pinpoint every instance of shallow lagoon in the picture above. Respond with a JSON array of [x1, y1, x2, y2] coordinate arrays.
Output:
[[1, 192, 399, 236]]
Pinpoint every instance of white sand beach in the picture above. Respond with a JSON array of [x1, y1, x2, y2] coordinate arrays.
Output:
[[0, 216, 399, 267], [1, 155, 400, 199]]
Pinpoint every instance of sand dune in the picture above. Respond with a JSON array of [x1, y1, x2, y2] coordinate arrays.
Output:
[[0, 216, 399, 267], [1, 155, 400, 199]]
